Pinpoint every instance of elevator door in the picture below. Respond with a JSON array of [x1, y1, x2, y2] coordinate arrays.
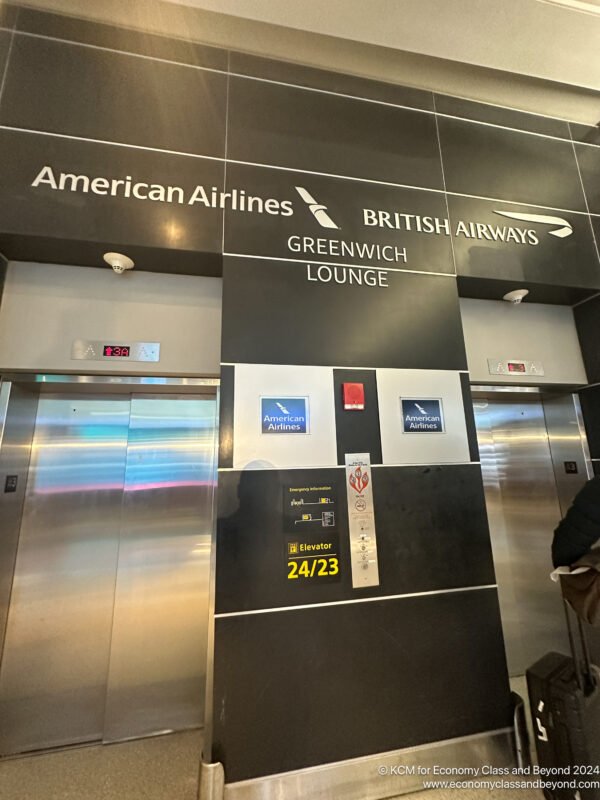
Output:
[[0, 393, 217, 757], [474, 396, 569, 676]]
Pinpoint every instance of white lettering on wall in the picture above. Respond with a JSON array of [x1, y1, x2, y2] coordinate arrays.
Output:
[[306, 263, 388, 288]]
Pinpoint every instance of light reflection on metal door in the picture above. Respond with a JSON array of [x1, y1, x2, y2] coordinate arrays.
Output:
[[0, 397, 130, 754], [474, 397, 568, 676], [103, 396, 217, 742], [0, 393, 217, 756]]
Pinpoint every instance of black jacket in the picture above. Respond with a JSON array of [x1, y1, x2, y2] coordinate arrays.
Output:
[[552, 476, 600, 568]]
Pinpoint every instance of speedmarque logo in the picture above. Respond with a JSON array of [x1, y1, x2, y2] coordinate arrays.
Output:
[[493, 210, 573, 238]]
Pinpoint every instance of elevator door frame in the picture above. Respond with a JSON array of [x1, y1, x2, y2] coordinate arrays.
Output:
[[471, 384, 593, 676], [471, 385, 594, 491], [0, 373, 220, 757]]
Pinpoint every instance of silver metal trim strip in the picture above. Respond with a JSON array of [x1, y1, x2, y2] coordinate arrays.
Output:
[[214, 584, 497, 618], [0, 381, 11, 450], [471, 385, 544, 394], [1, 373, 220, 387], [570, 134, 600, 267], [220, 727, 514, 800], [0, 124, 224, 162], [0, 26, 16, 108], [222, 252, 456, 277], [573, 392, 594, 480], [573, 290, 600, 308], [433, 94, 459, 276], [201, 387, 221, 762], [14, 28, 229, 77]]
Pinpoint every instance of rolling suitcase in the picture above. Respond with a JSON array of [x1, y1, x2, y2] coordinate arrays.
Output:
[[527, 599, 600, 800]]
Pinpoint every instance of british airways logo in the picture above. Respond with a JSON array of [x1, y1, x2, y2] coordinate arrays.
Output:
[[492, 210, 573, 238]]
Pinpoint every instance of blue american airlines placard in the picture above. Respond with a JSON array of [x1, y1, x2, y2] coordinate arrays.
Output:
[[261, 397, 309, 434], [401, 398, 444, 433]]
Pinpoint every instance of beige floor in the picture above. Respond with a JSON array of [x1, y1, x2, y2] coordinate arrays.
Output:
[[0, 730, 203, 800], [0, 679, 542, 800]]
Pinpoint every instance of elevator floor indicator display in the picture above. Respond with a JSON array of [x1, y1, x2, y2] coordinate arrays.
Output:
[[401, 398, 444, 433], [261, 397, 309, 434]]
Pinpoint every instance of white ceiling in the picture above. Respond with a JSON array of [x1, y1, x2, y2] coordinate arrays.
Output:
[[164, 0, 600, 91]]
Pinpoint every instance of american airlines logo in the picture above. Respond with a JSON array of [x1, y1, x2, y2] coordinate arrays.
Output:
[[402, 399, 444, 433], [261, 397, 309, 434], [295, 186, 340, 229]]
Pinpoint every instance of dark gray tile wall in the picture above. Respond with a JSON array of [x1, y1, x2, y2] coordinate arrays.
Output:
[[216, 465, 495, 614], [0, 4, 18, 29], [223, 161, 455, 273], [578, 385, 600, 459], [0, 35, 227, 155], [447, 194, 600, 288], [569, 123, 600, 147], [221, 257, 467, 369], [434, 94, 570, 138], [574, 143, 600, 214], [213, 590, 511, 781], [0, 129, 225, 258], [0, 4, 598, 291], [575, 294, 600, 385], [226, 75, 444, 187], [0, 29, 12, 93], [230, 51, 434, 109], [438, 116, 588, 211], [15, 7, 228, 69]]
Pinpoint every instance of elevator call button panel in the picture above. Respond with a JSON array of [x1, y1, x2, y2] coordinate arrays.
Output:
[[4, 475, 18, 493], [345, 453, 380, 589], [487, 359, 544, 377]]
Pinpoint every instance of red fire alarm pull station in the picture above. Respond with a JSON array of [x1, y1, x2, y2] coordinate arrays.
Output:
[[343, 383, 365, 411]]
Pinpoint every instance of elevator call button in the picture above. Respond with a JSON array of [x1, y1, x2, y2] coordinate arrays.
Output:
[[4, 475, 18, 493]]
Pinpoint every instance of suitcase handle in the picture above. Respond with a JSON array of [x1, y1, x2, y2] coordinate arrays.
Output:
[[563, 597, 596, 694]]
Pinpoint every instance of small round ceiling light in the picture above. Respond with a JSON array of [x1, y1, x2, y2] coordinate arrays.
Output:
[[103, 251, 135, 275], [503, 289, 529, 305]]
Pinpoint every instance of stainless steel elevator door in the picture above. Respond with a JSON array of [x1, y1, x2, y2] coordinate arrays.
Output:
[[0, 392, 217, 757], [474, 398, 568, 676], [0, 397, 130, 754], [103, 396, 217, 742]]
